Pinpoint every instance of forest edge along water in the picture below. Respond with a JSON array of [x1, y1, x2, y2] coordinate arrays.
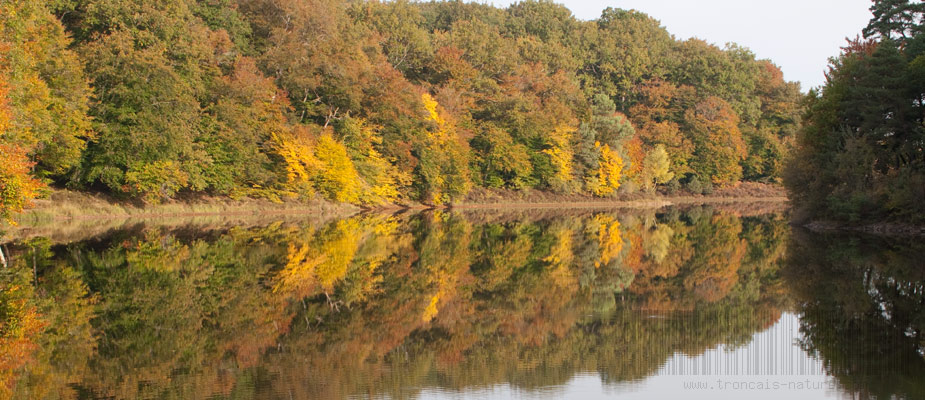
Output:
[[2, 0, 925, 398]]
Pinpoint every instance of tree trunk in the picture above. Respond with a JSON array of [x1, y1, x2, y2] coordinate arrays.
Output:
[[32, 246, 37, 285]]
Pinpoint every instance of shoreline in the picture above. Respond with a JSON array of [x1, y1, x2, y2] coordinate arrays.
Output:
[[2, 188, 789, 245], [449, 196, 788, 210], [12, 188, 923, 240], [12, 189, 362, 225], [12, 187, 789, 224]]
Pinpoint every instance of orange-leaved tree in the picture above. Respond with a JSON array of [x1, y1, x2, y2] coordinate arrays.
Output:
[[0, 62, 44, 224]]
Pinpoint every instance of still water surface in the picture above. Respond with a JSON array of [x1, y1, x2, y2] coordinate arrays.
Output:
[[2, 207, 922, 399]]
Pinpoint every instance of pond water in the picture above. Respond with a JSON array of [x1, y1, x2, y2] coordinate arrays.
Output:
[[1, 207, 922, 399]]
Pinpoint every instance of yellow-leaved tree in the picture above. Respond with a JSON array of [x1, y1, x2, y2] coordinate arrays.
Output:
[[313, 133, 362, 204], [272, 126, 318, 198], [340, 117, 409, 204], [589, 142, 624, 197], [543, 125, 577, 192], [640, 144, 674, 192], [273, 125, 367, 204], [417, 93, 471, 205]]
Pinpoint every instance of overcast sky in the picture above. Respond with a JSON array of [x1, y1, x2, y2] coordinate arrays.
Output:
[[487, 0, 874, 91]]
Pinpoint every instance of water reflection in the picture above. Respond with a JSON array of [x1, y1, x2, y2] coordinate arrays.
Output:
[[0, 208, 920, 399], [785, 230, 925, 399]]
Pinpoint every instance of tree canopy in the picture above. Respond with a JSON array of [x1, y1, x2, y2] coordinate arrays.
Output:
[[786, 0, 925, 222], [0, 0, 802, 210]]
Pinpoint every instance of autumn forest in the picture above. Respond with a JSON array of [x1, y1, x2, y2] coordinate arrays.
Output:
[[0, 0, 809, 215]]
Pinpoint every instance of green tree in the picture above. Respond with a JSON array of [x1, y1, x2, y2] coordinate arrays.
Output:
[[786, 36, 925, 222], [471, 125, 533, 189], [64, 0, 219, 198], [203, 57, 292, 197], [586, 8, 673, 110], [863, 0, 925, 41]]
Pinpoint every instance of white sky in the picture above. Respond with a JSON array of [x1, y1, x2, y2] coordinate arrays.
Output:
[[487, 0, 874, 90]]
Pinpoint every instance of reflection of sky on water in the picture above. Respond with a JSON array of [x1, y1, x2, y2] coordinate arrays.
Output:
[[416, 313, 850, 399]]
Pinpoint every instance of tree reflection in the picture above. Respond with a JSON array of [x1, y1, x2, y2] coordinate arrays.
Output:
[[0, 208, 792, 399], [786, 230, 925, 399]]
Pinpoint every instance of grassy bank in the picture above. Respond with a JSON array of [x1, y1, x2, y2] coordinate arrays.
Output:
[[2, 190, 361, 244], [14, 182, 786, 222], [13, 190, 361, 224], [456, 182, 787, 207]]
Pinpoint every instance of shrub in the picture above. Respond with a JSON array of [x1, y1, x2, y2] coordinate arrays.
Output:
[[123, 161, 189, 204]]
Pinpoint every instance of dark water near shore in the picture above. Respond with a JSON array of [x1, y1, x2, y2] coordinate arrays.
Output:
[[1, 207, 922, 399]]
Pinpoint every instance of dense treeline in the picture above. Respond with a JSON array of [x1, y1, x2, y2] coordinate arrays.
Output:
[[786, 0, 925, 223], [1, 209, 788, 398], [0, 0, 801, 214]]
